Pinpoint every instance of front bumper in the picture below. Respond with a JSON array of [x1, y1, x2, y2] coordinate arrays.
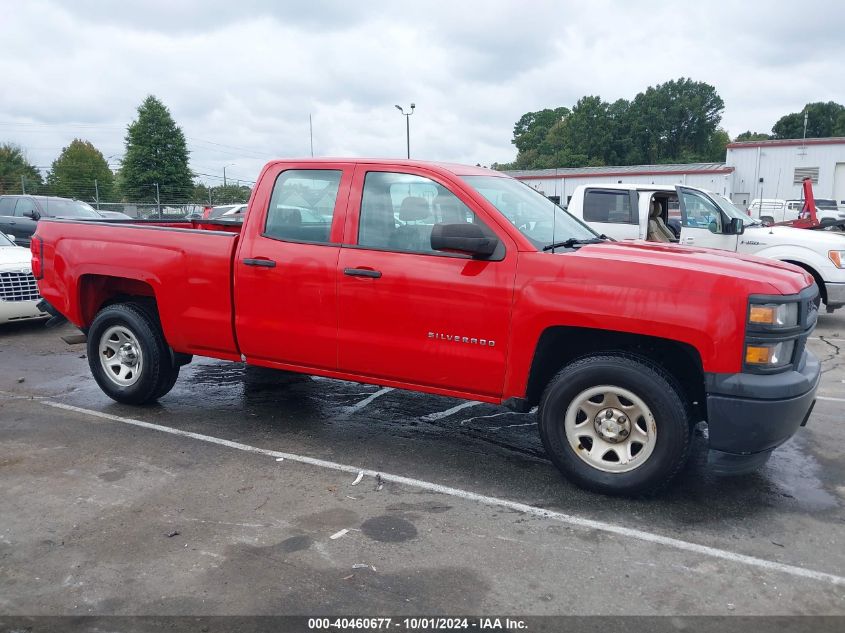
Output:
[[0, 298, 48, 324], [824, 281, 845, 310], [704, 349, 820, 473]]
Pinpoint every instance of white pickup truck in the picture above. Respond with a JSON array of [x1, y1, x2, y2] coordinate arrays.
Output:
[[565, 184, 845, 312]]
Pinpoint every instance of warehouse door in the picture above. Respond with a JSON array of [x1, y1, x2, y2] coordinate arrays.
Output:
[[835, 163, 845, 210]]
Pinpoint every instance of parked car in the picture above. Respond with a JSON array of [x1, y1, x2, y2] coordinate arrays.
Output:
[[0, 195, 103, 247], [0, 232, 47, 324], [34, 159, 820, 496], [567, 184, 845, 312]]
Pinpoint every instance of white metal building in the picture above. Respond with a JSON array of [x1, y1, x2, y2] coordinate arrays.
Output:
[[725, 137, 845, 208], [506, 137, 845, 211], [504, 163, 734, 206]]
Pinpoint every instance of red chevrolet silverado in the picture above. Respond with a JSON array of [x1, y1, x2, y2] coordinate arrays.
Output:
[[32, 159, 821, 495]]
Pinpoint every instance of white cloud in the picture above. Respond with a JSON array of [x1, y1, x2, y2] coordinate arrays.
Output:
[[1, 0, 843, 194]]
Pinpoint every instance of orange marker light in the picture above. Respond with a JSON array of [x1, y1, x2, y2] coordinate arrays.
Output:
[[745, 345, 774, 365], [749, 305, 776, 325]]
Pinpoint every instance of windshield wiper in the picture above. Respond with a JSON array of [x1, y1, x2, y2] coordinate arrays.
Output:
[[542, 236, 607, 251]]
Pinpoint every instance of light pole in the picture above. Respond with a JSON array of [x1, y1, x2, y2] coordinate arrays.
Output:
[[223, 163, 234, 187], [395, 103, 415, 159]]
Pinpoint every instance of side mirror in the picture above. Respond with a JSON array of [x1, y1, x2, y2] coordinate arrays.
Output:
[[24, 210, 40, 221], [730, 218, 745, 235], [431, 223, 498, 258], [708, 220, 720, 234], [5, 234, 15, 243]]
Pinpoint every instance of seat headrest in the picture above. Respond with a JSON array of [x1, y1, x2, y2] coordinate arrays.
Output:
[[399, 197, 431, 222], [650, 201, 662, 218]]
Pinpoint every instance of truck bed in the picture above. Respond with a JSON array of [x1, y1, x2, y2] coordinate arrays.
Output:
[[34, 218, 242, 359]]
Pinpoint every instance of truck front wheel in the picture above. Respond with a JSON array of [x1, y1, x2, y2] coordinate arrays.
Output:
[[87, 303, 179, 404], [538, 354, 690, 496]]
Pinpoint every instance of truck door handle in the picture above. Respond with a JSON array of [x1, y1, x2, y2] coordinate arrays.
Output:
[[684, 237, 695, 244], [343, 267, 382, 279], [243, 257, 276, 268]]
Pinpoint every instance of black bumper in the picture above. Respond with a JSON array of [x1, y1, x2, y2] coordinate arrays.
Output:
[[704, 349, 820, 472]]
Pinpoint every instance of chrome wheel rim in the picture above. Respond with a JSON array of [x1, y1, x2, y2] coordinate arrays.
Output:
[[99, 325, 143, 387], [564, 385, 656, 473]]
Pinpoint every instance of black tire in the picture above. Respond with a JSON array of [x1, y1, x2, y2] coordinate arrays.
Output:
[[87, 302, 178, 404], [538, 353, 691, 496]]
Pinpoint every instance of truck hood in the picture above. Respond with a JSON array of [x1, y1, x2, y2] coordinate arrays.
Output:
[[0, 245, 32, 269], [574, 240, 812, 295], [742, 224, 845, 248]]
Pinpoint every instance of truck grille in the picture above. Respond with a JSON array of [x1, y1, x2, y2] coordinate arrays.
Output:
[[0, 271, 40, 302]]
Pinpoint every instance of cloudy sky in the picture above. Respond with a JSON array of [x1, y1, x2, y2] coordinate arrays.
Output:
[[1, 0, 844, 187]]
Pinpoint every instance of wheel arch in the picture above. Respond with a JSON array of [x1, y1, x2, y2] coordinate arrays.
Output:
[[78, 274, 158, 328], [524, 326, 706, 419]]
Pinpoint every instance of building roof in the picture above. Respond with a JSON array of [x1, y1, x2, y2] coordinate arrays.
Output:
[[727, 137, 845, 149], [503, 162, 732, 180]]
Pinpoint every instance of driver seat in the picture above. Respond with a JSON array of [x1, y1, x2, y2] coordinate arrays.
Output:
[[647, 200, 675, 243]]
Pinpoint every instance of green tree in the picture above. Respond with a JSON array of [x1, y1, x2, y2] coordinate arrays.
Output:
[[46, 139, 114, 202], [772, 101, 845, 139], [734, 131, 772, 142], [0, 143, 42, 194], [511, 107, 570, 165], [121, 95, 193, 203], [193, 181, 251, 204], [625, 78, 724, 163], [506, 79, 726, 169]]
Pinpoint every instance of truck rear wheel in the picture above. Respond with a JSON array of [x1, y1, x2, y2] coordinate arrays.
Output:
[[87, 303, 179, 404], [538, 354, 690, 496]]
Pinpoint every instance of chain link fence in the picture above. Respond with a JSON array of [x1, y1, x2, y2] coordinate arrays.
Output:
[[95, 202, 210, 219]]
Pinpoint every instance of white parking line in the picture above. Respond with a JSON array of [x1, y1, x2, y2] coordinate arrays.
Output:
[[343, 387, 393, 413], [422, 401, 481, 421], [817, 395, 845, 403], [42, 399, 845, 588]]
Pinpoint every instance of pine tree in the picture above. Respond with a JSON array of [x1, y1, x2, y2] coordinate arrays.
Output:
[[121, 96, 193, 203]]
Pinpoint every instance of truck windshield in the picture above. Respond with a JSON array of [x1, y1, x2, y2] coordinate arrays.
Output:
[[463, 176, 597, 250], [0, 232, 14, 247]]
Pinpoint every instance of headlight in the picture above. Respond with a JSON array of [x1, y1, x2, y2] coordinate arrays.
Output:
[[745, 340, 795, 368], [748, 302, 798, 327], [829, 251, 845, 268]]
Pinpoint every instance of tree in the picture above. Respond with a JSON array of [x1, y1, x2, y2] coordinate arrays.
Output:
[[121, 95, 193, 203], [46, 139, 114, 202], [625, 78, 724, 163], [772, 101, 845, 139], [193, 181, 251, 204], [0, 143, 42, 194], [734, 131, 772, 142], [506, 79, 726, 169]]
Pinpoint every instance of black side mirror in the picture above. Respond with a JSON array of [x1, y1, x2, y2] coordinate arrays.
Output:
[[431, 223, 498, 258], [728, 217, 745, 235], [24, 210, 40, 221]]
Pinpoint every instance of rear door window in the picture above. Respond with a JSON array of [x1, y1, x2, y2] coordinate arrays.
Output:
[[0, 197, 15, 215], [583, 189, 636, 224], [263, 170, 342, 244]]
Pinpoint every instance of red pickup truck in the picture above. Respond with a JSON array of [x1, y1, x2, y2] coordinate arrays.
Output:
[[32, 159, 821, 495]]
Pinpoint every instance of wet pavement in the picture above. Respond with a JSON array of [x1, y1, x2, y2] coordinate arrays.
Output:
[[1, 312, 844, 616]]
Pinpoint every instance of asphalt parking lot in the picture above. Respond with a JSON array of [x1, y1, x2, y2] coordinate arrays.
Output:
[[1, 312, 844, 619]]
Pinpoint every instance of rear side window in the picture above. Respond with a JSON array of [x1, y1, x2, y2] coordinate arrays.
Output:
[[583, 190, 635, 224], [264, 170, 342, 244], [0, 197, 15, 214]]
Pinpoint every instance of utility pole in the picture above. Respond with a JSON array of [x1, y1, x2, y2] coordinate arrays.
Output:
[[155, 183, 161, 218], [223, 163, 234, 187], [94, 179, 100, 210], [309, 113, 314, 157], [394, 103, 416, 159], [21, 175, 26, 194]]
